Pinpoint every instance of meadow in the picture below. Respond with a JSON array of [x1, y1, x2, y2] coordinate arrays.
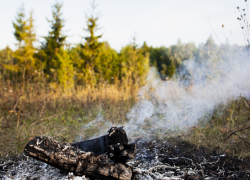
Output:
[[1, 77, 250, 159]]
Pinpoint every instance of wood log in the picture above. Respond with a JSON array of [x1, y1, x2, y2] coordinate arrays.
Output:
[[24, 136, 132, 180], [71, 127, 129, 155], [71, 126, 135, 163], [23, 127, 135, 180]]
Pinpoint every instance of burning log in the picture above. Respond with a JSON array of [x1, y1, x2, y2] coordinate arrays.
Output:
[[24, 127, 135, 180]]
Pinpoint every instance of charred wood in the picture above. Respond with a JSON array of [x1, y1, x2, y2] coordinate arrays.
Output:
[[23, 127, 135, 180], [24, 136, 132, 180], [71, 127, 129, 155]]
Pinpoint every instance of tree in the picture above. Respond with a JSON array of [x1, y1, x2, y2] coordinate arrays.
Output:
[[75, 0, 104, 86], [12, 5, 38, 82], [42, 3, 67, 75], [149, 40, 197, 78], [0, 46, 16, 82], [13, 4, 26, 49], [41, 2, 73, 88], [195, 35, 221, 64], [119, 41, 150, 86]]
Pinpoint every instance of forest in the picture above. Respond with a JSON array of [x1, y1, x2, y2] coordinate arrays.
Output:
[[1, 2, 235, 89]]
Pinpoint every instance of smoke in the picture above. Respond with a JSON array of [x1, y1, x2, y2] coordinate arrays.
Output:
[[75, 113, 112, 141], [77, 45, 250, 141], [124, 45, 250, 139]]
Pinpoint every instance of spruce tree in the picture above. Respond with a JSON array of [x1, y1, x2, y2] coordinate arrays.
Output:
[[42, 2, 73, 88], [42, 3, 67, 74], [120, 40, 150, 86], [22, 11, 37, 78], [13, 4, 26, 49], [12, 6, 38, 82], [77, 0, 104, 85]]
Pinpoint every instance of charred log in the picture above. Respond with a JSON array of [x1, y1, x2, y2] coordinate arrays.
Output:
[[71, 127, 129, 155], [24, 136, 132, 180], [23, 127, 135, 180]]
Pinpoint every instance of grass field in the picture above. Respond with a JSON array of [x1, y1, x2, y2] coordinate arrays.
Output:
[[1, 81, 250, 159], [0, 82, 138, 157]]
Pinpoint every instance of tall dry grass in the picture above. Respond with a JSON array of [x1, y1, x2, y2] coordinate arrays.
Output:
[[1, 68, 250, 159], [0, 75, 141, 157]]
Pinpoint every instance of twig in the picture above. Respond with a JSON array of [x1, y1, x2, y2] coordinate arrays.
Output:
[[215, 126, 250, 149], [13, 98, 20, 111], [242, 98, 250, 109], [235, 133, 250, 146], [17, 95, 23, 129]]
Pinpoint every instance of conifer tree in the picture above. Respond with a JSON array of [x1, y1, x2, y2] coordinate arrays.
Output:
[[42, 3, 67, 74], [41, 2, 74, 88], [12, 5, 38, 82], [0, 46, 16, 81], [77, 0, 104, 85], [120, 40, 150, 86], [13, 4, 26, 49]]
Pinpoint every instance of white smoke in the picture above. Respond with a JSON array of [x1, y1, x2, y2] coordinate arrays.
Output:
[[124, 46, 250, 139], [76, 45, 250, 141]]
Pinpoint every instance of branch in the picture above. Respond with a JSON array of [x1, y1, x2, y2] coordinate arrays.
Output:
[[215, 126, 250, 149]]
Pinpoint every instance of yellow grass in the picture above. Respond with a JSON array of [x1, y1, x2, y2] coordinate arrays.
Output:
[[0, 81, 139, 157]]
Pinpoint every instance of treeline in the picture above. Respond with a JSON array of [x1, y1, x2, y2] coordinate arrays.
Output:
[[0, 2, 238, 90]]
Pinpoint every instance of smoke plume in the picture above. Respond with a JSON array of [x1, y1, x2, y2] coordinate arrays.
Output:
[[77, 45, 250, 141], [124, 46, 250, 139]]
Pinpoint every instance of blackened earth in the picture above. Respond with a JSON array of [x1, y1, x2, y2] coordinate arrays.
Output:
[[1, 140, 250, 180]]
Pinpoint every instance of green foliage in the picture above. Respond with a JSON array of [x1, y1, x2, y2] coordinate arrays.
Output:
[[42, 3, 67, 75], [94, 42, 120, 84], [0, 46, 17, 81], [13, 4, 26, 48], [75, 3, 104, 86], [1, 3, 238, 92], [119, 42, 150, 85], [15, 13, 37, 79], [12, 6, 38, 82], [149, 40, 197, 78], [53, 49, 74, 89], [40, 2, 74, 88]]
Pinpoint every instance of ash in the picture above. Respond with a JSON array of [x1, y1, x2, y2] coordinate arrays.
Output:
[[130, 140, 250, 180], [1, 140, 250, 180], [0, 156, 88, 180]]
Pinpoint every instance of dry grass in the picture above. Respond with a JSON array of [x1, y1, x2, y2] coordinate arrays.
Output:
[[184, 97, 250, 158], [0, 81, 139, 157], [1, 78, 250, 159]]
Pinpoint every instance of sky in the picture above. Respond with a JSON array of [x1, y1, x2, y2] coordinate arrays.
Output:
[[0, 0, 249, 51]]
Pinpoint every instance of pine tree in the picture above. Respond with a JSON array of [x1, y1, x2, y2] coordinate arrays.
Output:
[[120, 40, 150, 86], [13, 4, 26, 49], [41, 2, 73, 88], [12, 6, 38, 82], [22, 11, 37, 78], [42, 3, 67, 74], [77, 0, 104, 85]]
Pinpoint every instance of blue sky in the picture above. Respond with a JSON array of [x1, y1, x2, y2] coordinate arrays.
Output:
[[0, 0, 249, 51]]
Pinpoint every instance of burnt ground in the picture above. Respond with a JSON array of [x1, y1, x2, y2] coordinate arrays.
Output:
[[130, 139, 250, 179], [1, 139, 250, 180]]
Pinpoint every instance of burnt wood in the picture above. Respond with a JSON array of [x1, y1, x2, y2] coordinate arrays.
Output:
[[23, 127, 135, 180], [71, 127, 129, 155], [24, 136, 132, 180]]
